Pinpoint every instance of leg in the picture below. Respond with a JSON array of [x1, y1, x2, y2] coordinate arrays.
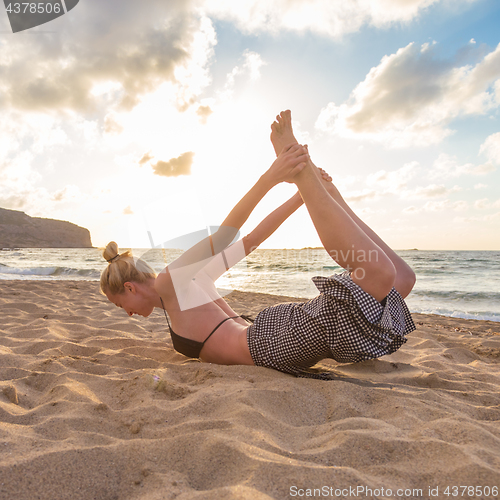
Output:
[[271, 111, 415, 300], [294, 164, 396, 302], [316, 174, 416, 298]]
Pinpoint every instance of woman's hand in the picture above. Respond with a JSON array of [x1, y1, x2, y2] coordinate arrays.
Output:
[[318, 167, 332, 183], [263, 143, 309, 186]]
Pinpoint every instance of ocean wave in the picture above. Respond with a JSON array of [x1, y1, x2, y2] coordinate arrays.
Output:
[[410, 289, 500, 301], [409, 306, 500, 322], [1, 248, 499, 322], [247, 262, 322, 272], [0, 265, 58, 276], [410, 267, 450, 274], [0, 265, 99, 278]]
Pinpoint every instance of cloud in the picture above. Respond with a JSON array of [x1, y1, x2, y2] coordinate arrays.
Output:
[[152, 152, 194, 177], [138, 151, 154, 166], [345, 189, 377, 203], [202, 0, 473, 38], [455, 211, 500, 223], [139, 150, 195, 177], [51, 185, 82, 202], [0, 144, 87, 216], [474, 198, 489, 209], [366, 161, 419, 190], [354, 161, 424, 200], [103, 114, 124, 135], [403, 206, 419, 214], [196, 104, 213, 124], [316, 41, 500, 147], [219, 50, 266, 100], [418, 185, 450, 199], [342, 161, 462, 203], [480, 132, 500, 164], [356, 159, 471, 203], [403, 198, 469, 214], [0, 109, 88, 217], [411, 184, 462, 198], [343, 161, 462, 202], [0, 0, 216, 113], [0, 1, 481, 118], [1, 151, 39, 193], [0, 111, 69, 163], [474, 198, 500, 210], [429, 153, 496, 179]]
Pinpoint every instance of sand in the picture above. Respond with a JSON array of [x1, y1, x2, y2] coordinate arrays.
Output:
[[0, 280, 499, 500]]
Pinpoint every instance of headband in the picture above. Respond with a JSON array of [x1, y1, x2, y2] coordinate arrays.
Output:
[[106, 254, 119, 263]]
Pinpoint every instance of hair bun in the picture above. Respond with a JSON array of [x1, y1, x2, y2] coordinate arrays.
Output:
[[103, 241, 119, 263], [100, 243, 156, 295]]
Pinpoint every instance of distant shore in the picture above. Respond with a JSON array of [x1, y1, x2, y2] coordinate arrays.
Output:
[[0, 207, 92, 248]]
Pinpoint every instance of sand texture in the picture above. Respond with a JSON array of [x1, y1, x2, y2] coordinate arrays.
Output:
[[0, 281, 499, 499]]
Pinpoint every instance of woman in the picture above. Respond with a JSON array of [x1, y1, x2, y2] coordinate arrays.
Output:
[[101, 111, 416, 379]]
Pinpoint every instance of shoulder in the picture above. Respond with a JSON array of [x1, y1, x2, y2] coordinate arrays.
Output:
[[154, 268, 174, 295], [155, 268, 182, 309]]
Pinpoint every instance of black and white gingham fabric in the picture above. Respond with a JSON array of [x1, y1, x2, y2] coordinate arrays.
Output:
[[246, 271, 416, 379]]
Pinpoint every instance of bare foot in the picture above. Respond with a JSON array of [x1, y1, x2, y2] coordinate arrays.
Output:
[[271, 113, 340, 199], [270, 110, 298, 156]]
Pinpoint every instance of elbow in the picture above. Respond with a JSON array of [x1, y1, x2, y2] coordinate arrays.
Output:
[[243, 234, 258, 255], [242, 235, 252, 255], [212, 226, 239, 253]]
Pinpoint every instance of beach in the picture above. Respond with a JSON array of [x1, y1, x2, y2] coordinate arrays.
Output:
[[0, 280, 499, 499]]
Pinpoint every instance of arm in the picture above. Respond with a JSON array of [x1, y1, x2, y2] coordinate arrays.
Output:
[[166, 173, 273, 277], [212, 143, 308, 252], [243, 191, 303, 255], [164, 145, 309, 312], [168, 143, 308, 273], [201, 191, 304, 282]]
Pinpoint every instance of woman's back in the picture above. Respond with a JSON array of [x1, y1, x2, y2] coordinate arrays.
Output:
[[155, 269, 254, 364]]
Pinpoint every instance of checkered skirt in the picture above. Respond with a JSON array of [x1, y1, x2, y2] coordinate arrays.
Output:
[[246, 271, 415, 379]]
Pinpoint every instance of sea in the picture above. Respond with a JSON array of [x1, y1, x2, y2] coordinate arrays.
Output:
[[0, 247, 499, 322]]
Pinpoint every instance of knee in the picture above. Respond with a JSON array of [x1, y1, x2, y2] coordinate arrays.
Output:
[[352, 256, 396, 302], [406, 267, 416, 290], [377, 258, 397, 295], [395, 267, 416, 299]]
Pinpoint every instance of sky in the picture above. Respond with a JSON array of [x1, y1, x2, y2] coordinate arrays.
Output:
[[0, 0, 499, 251]]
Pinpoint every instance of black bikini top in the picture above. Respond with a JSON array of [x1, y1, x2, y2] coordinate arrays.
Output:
[[159, 297, 253, 358]]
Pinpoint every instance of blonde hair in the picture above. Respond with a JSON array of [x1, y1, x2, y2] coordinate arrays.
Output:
[[100, 241, 157, 295]]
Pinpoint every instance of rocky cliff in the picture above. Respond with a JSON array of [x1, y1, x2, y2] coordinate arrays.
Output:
[[0, 208, 93, 248]]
